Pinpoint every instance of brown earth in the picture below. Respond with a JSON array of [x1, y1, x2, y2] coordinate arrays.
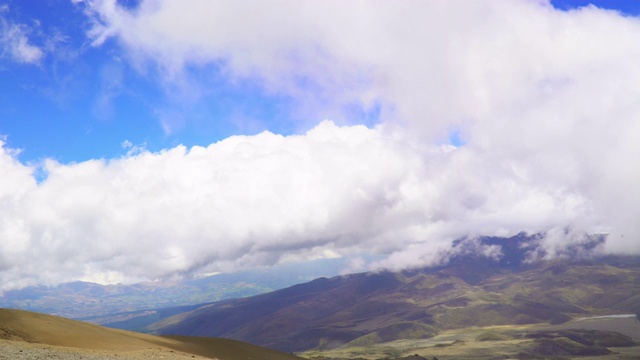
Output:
[[0, 308, 302, 360]]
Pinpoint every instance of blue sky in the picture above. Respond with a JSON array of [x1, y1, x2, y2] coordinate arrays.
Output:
[[0, 0, 633, 164], [551, 0, 640, 14], [1, 0, 640, 288], [1, 1, 276, 163], [0, 0, 379, 163]]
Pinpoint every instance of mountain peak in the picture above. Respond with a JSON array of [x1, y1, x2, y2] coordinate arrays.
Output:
[[447, 232, 606, 270]]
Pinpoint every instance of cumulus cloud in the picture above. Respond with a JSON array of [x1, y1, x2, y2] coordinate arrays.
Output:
[[83, 1, 640, 136], [0, 123, 429, 287], [0, 0, 638, 288], [0, 120, 619, 289]]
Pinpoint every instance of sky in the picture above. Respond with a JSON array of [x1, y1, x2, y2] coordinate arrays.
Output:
[[1, 0, 640, 289]]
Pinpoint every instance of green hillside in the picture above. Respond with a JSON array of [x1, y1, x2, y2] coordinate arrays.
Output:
[[151, 255, 640, 353]]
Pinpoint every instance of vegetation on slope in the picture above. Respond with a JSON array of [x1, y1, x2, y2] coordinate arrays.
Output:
[[152, 254, 640, 352]]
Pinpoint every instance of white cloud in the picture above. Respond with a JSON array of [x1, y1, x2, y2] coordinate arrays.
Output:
[[80, 0, 640, 145], [0, 120, 618, 289], [0, 0, 636, 288], [0, 11, 43, 64], [0, 123, 421, 286]]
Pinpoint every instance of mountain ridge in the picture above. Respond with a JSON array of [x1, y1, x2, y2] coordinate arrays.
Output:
[[149, 234, 640, 352], [0, 258, 344, 319]]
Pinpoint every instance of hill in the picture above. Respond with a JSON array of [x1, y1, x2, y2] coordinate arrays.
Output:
[[301, 319, 640, 360], [0, 308, 303, 359], [0, 258, 344, 320], [150, 235, 640, 353]]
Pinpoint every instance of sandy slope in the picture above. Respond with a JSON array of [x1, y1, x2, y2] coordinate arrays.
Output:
[[0, 339, 211, 359], [0, 308, 302, 360]]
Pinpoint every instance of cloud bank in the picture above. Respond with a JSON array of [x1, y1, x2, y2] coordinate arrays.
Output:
[[0, 120, 601, 288], [0, 0, 639, 288]]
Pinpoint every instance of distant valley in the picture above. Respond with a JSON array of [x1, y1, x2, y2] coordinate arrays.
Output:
[[0, 258, 344, 320]]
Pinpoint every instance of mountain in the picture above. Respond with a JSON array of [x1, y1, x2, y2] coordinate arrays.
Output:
[[0, 308, 303, 359], [149, 234, 640, 353], [0, 257, 344, 319]]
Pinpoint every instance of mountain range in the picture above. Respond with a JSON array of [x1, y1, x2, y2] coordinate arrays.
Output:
[[0, 258, 344, 319], [2, 233, 639, 359], [142, 234, 640, 353]]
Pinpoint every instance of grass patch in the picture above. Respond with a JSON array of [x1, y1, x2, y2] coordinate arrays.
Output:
[[531, 337, 611, 356], [475, 332, 511, 341], [344, 322, 437, 348]]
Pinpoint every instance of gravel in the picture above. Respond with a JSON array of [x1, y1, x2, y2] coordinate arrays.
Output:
[[0, 340, 215, 360]]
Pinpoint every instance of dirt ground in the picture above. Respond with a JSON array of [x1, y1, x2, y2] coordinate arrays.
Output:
[[0, 308, 301, 360], [0, 339, 214, 359]]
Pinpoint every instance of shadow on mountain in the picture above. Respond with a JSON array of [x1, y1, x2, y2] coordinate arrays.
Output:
[[150, 234, 640, 353]]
